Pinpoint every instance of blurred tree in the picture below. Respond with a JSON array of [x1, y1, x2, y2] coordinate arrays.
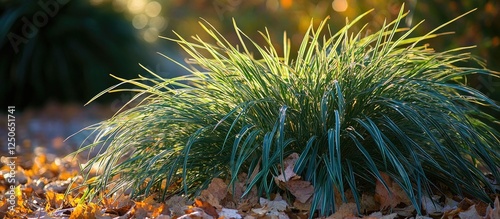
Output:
[[0, 0, 158, 110]]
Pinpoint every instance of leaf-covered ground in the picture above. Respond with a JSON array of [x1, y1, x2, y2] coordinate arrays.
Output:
[[1, 103, 499, 219]]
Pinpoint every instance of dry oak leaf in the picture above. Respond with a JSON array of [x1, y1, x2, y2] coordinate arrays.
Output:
[[101, 195, 134, 216], [199, 178, 228, 209], [259, 194, 288, 211], [374, 172, 410, 209], [285, 179, 314, 203], [274, 153, 314, 206], [193, 198, 220, 218], [230, 173, 259, 211], [252, 194, 288, 217]]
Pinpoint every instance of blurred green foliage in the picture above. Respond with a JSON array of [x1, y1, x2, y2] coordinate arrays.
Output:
[[1, 0, 498, 110], [0, 0, 157, 110]]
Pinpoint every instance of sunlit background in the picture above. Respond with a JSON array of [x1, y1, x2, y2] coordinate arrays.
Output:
[[0, 0, 499, 155], [2, 0, 499, 109]]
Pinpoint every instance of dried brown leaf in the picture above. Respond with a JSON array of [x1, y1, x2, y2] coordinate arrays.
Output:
[[285, 180, 314, 203], [275, 153, 299, 182], [374, 172, 410, 209], [70, 202, 100, 219], [193, 198, 219, 218], [199, 178, 228, 209], [166, 195, 188, 217], [458, 204, 481, 219], [485, 196, 499, 219], [45, 191, 65, 210]]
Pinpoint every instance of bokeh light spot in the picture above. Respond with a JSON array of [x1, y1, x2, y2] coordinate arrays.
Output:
[[149, 16, 168, 31], [332, 0, 348, 12], [132, 14, 148, 29], [493, 36, 499, 47], [144, 27, 159, 43], [127, 0, 147, 14], [145, 1, 162, 17], [280, 0, 292, 9], [266, 0, 279, 11], [112, 0, 128, 12]]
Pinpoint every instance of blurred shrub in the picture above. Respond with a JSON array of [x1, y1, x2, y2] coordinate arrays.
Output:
[[0, 0, 156, 110]]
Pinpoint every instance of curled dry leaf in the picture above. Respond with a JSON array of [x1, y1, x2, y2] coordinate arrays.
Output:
[[474, 201, 489, 217], [458, 205, 481, 219], [129, 194, 166, 219], [180, 207, 214, 219], [252, 194, 288, 217], [442, 197, 485, 219], [228, 172, 260, 211], [285, 179, 314, 203], [485, 196, 499, 219], [275, 153, 299, 182], [421, 195, 443, 214], [199, 178, 228, 209], [261, 194, 288, 211], [193, 198, 219, 218], [274, 153, 314, 207], [374, 172, 411, 209], [165, 195, 188, 217], [442, 197, 459, 212], [101, 193, 134, 216]]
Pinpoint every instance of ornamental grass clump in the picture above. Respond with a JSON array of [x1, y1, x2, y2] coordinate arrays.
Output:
[[74, 8, 500, 216]]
